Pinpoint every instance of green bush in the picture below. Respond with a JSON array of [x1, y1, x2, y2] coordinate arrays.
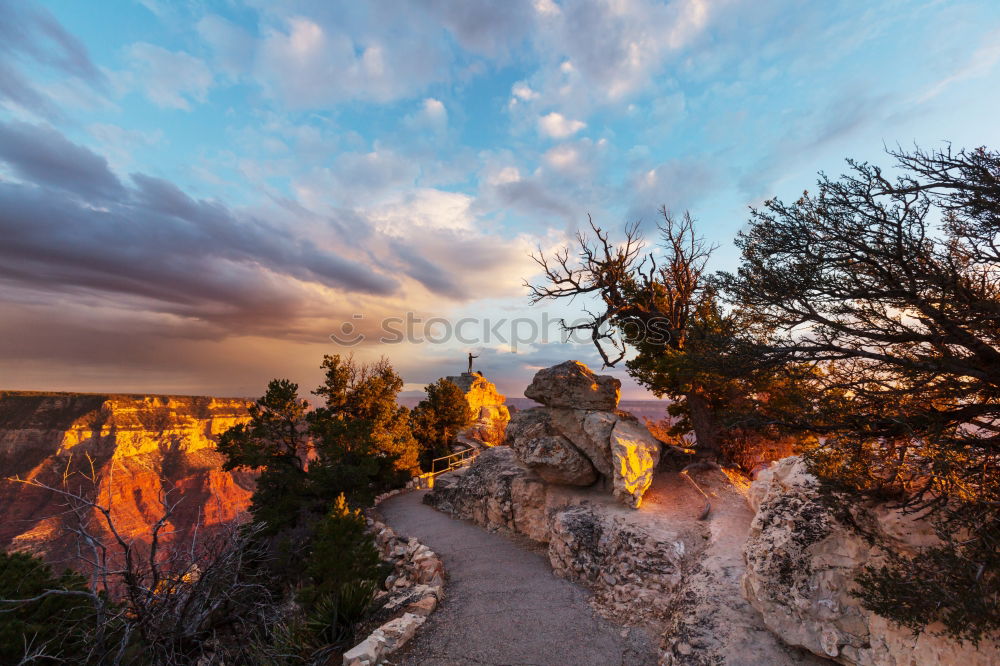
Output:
[[0, 552, 95, 663]]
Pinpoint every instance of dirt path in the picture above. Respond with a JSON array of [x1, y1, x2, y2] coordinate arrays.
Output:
[[379, 490, 657, 666]]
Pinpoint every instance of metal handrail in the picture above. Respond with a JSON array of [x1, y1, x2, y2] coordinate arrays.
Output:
[[429, 446, 478, 476]]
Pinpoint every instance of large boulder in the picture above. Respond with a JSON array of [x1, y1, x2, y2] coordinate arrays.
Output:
[[501, 362, 661, 508], [524, 360, 621, 410], [548, 408, 616, 477], [743, 457, 1000, 665], [506, 408, 597, 486]]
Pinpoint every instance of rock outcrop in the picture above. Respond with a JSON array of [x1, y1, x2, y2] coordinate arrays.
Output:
[[0, 391, 255, 564], [426, 449, 827, 665], [505, 361, 660, 507], [524, 360, 620, 410], [743, 457, 1000, 665], [445, 373, 510, 449]]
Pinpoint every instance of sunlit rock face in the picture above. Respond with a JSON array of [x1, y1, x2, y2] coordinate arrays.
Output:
[[506, 409, 597, 485], [445, 373, 510, 449], [505, 361, 660, 507], [523, 360, 620, 410], [0, 392, 255, 564], [743, 457, 1000, 665]]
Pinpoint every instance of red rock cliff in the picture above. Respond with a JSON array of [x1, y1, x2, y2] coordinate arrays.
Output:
[[0, 391, 255, 566]]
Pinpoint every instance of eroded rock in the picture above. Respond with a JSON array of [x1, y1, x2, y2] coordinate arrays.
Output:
[[609, 416, 662, 508], [506, 408, 597, 486], [502, 362, 661, 508], [524, 360, 621, 410], [445, 372, 510, 449], [743, 457, 1000, 665]]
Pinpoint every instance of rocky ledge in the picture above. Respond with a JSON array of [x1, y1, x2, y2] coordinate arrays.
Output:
[[446, 372, 510, 450], [743, 457, 1000, 665], [505, 360, 661, 508], [425, 447, 826, 665]]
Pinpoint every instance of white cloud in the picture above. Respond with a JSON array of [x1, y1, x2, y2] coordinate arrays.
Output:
[[126, 43, 213, 110], [512, 82, 538, 101], [366, 188, 473, 235], [542, 143, 581, 171], [254, 10, 449, 108], [538, 111, 586, 138]]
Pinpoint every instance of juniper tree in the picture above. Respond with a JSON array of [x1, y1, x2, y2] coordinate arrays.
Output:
[[721, 145, 1000, 641], [410, 378, 474, 468]]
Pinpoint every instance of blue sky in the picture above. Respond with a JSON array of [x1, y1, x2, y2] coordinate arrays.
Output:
[[1, 0, 999, 400]]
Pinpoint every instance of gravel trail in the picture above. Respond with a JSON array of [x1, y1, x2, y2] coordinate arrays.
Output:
[[379, 490, 656, 666]]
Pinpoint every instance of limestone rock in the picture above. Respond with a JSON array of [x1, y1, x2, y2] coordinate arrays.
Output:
[[501, 362, 661, 507], [743, 456, 1000, 665], [425, 446, 552, 542], [548, 408, 616, 477], [608, 416, 662, 508], [445, 373, 510, 449], [506, 408, 597, 486], [523, 360, 621, 410]]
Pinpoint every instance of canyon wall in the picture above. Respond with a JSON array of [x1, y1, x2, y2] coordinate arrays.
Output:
[[0, 391, 255, 565]]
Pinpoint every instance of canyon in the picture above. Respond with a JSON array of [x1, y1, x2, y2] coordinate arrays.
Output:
[[0, 391, 255, 567]]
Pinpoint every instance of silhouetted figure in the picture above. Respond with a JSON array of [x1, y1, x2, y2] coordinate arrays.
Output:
[[468, 352, 478, 374]]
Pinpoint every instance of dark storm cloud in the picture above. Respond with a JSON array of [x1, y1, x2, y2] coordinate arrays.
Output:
[[0, 120, 125, 199], [0, 123, 401, 339]]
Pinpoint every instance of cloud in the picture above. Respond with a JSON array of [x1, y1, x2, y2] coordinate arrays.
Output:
[[626, 157, 719, 219], [405, 97, 449, 132], [0, 120, 125, 199], [255, 10, 449, 107], [197, 14, 257, 78], [0, 0, 106, 118], [0, 121, 414, 348], [415, 0, 535, 59], [0, 0, 105, 84], [126, 43, 214, 110], [512, 81, 539, 101], [538, 112, 586, 138]]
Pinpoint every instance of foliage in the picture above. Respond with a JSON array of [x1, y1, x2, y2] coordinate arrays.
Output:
[[215, 355, 419, 658], [529, 208, 817, 461], [0, 552, 94, 663], [410, 378, 474, 469], [294, 494, 384, 655], [312, 354, 421, 475], [218, 379, 312, 536], [722, 145, 1000, 641]]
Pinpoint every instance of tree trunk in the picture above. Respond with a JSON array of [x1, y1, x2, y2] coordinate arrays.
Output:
[[685, 389, 721, 458]]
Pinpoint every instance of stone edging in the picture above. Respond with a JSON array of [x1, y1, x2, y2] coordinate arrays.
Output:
[[342, 488, 445, 666]]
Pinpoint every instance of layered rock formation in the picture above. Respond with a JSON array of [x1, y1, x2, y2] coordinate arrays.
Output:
[[445, 373, 510, 449], [0, 391, 255, 565], [506, 360, 661, 507], [426, 447, 826, 664], [743, 457, 1000, 665]]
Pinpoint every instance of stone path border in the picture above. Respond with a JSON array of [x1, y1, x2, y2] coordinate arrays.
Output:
[[342, 488, 446, 666]]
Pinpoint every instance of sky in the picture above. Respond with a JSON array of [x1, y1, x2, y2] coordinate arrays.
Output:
[[1, 0, 999, 401]]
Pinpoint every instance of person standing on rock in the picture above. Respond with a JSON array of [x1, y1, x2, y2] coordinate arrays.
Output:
[[467, 352, 478, 374]]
